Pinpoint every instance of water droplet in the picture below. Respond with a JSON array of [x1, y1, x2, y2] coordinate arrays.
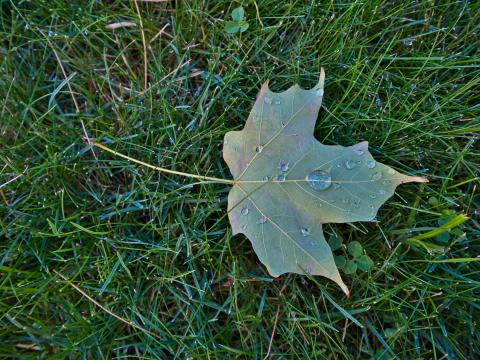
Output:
[[355, 149, 364, 156], [366, 160, 376, 169], [387, 168, 396, 175], [274, 100, 281, 105], [279, 162, 289, 172], [351, 201, 360, 209], [241, 224, 247, 230], [301, 228, 310, 237], [317, 202, 323, 208], [315, 88, 324, 97], [371, 171, 382, 181], [264, 96, 272, 104], [369, 205, 374, 210], [256, 216, 267, 224], [263, 175, 269, 182], [369, 194, 377, 199], [402, 37, 413, 46], [241, 207, 249, 216], [256, 146, 263, 153], [342, 198, 349, 204], [306, 170, 332, 191], [333, 182, 341, 189], [375, 97, 382, 108], [345, 160, 356, 169], [336, 163, 342, 168], [329, 199, 336, 203], [378, 189, 386, 195], [277, 174, 286, 182]]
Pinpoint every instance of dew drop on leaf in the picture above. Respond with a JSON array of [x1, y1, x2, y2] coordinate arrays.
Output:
[[279, 162, 289, 172], [301, 228, 310, 237], [256, 146, 263, 153], [345, 160, 356, 169], [355, 149, 364, 156], [388, 168, 396, 175], [315, 88, 324, 97], [256, 216, 267, 224], [371, 171, 382, 181], [241, 207, 249, 216], [333, 182, 341, 189], [263, 175, 269, 182], [264, 96, 272, 104], [277, 174, 286, 182], [306, 170, 332, 190], [241, 224, 247, 230], [378, 189, 386, 195], [366, 160, 376, 169]]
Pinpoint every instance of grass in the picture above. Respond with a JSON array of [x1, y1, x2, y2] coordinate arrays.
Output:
[[1, 0, 479, 358]]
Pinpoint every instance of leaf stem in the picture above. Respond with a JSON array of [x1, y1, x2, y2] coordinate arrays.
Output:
[[94, 143, 235, 185]]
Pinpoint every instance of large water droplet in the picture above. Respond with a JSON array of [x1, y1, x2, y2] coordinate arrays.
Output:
[[264, 96, 272, 104], [241, 207, 249, 216], [371, 171, 382, 181], [315, 88, 324, 97], [306, 170, 332, 191], [366, 160, 376, 169], [256, 216, 267, 225], [277, 174, 286, 182], [345, 160, 356, 169], [301, 228, 310, 237], [256, 146, 263, 153], [279, 162, 289, 172]]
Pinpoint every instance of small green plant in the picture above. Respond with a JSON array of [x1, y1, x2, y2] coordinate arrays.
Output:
[[224, 6, 249, 34], [329, 236, 374, 274]]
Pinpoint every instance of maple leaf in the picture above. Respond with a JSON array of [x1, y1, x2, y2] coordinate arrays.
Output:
[[223, 68, 427, 295]]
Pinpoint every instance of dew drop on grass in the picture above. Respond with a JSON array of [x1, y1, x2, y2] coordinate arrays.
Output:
[[403, 37, 413, 46], [345, 160, 356, 169], [241, 207, 249, 216], [366, 160, 376, 169], [301, 228, 310, 237], [306, 170, 331, 190], [371, 171, 382, 181]]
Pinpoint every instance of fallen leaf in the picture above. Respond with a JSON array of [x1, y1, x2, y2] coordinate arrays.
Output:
[[223, 68, 427, 295]]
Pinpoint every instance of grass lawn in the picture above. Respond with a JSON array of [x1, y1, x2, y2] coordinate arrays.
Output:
[[1, 0, 479, 358]]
